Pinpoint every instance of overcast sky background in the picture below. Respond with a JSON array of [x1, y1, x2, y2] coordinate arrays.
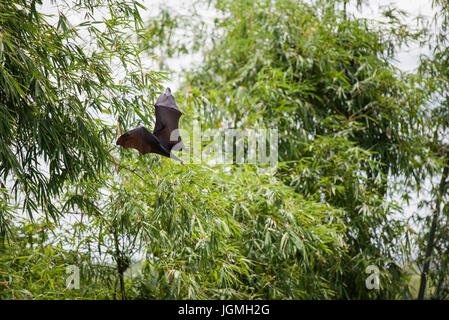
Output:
[[138, 0, 438, 89], [136, 0, 439, 227]]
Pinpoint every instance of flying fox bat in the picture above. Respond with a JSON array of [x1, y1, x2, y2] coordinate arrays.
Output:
[[116, 88, 185, 163]]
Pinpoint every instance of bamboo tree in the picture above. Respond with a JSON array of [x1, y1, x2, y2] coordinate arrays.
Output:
[[418, 157, 449, 299], [3, 0, 449, 300], [414, 0, 449, 299], [0, 0, 162, 231]]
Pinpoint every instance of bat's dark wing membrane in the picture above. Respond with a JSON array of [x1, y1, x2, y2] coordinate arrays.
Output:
[[116, 126, 171, 157], [153, 88, 186, 151]]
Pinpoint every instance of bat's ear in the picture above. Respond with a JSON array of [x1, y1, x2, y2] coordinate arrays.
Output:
[[164, 87, 172, 95]]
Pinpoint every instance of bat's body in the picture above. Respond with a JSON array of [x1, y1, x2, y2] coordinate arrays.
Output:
[[116, 88, 185, 163]]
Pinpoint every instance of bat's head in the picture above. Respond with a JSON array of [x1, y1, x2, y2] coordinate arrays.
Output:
[[116, 132, 130, 147]]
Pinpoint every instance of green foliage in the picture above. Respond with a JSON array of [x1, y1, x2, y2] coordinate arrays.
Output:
[[141, 0, 421, 298], [61, 159, 348, 299], [0, 0, 162, 224], [1, 0, 447, 300], [0, 218, 116, 299], [412, 0, 449, 300]]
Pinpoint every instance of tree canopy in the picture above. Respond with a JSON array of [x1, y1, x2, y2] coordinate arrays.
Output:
[[1, 0, 449, 300]]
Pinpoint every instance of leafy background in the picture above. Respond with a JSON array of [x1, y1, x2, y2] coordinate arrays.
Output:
[[0, 0, 448, 299]]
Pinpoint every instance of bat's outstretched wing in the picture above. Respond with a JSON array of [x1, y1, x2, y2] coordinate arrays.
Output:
[[153, 88, 186, 151], [116, 126, 171, 157]]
